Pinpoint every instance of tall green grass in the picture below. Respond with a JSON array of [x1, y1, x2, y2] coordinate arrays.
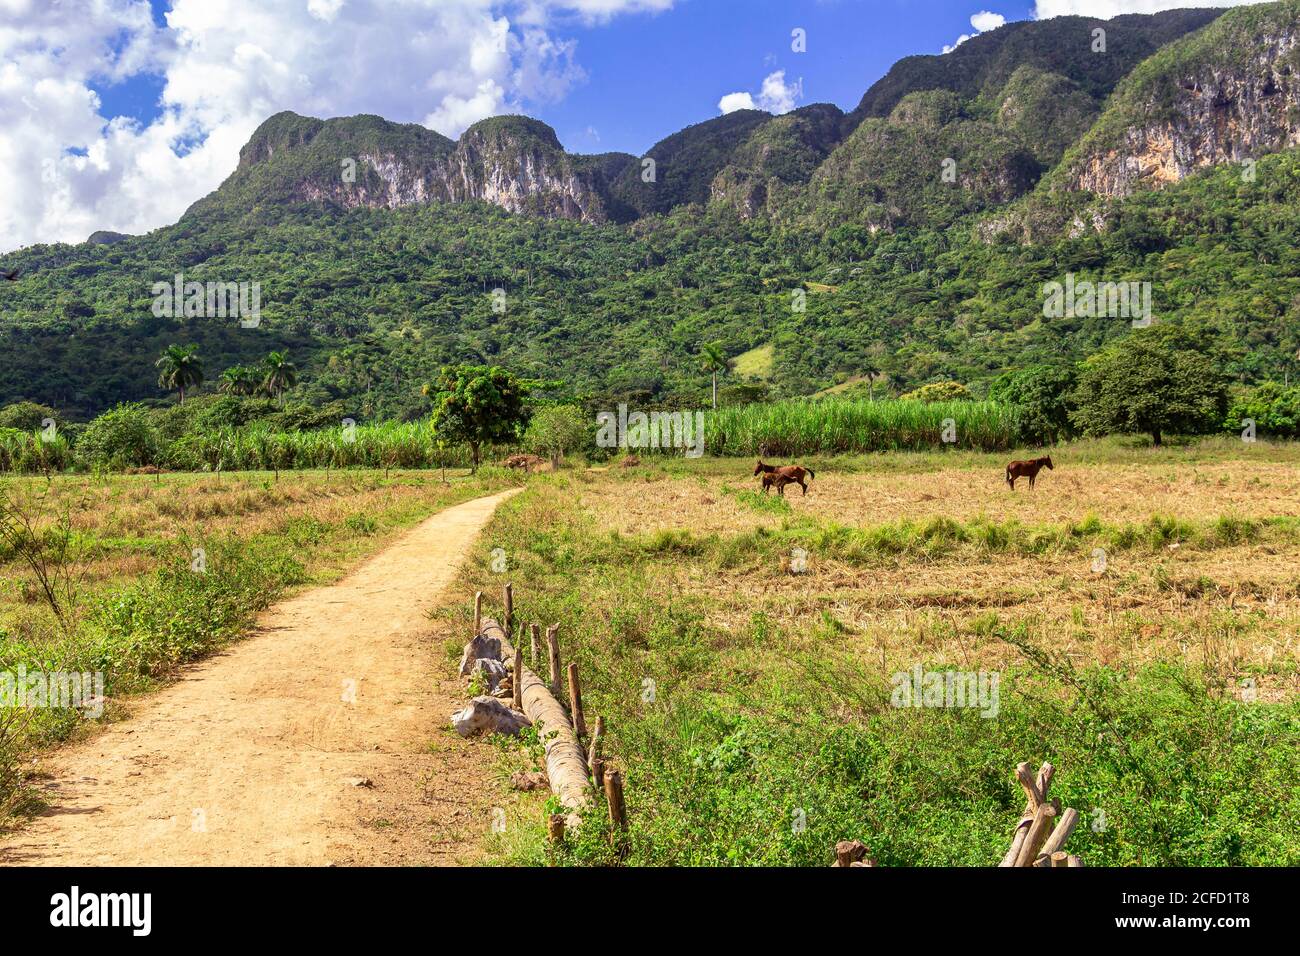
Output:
[[0, 428, 73, 474], [162, 421, 457, 471], [706, 398, 1021, 456]]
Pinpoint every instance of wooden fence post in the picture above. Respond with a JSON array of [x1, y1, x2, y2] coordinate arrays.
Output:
[[512, 646, 523, 712], [529, 623, 539, 669], [503, 583, 513, 638], [547, 624, 562, 698], [605, 769, 627, 854], [567, 662, 586, 739], [548, 813, 566, 848], [588, 717, 604, 772]]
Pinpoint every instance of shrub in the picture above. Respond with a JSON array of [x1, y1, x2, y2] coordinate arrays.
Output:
[[76, 403, 163, 469]]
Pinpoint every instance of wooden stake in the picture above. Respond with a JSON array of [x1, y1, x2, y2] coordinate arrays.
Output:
[[1050, 851, 1069, 868], [512, 646, 523, 712], [591, 756, 605, 792], [1039, 807, 1078, 861], [1067, 855, 1084, 868], [548, 813, 566, 847], [567, 662, 586, 739], [604, 769, 627, 851], [546, 624, 562, 698], [503, 582, 513, 637], [1001, 760, 1052, 867], [473, 591, 483, 638], [1015, 804, 1057, 868], [587, 716, 604, 774], [529, 623, 539, 669]]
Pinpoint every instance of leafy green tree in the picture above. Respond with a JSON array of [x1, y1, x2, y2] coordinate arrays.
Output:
[[899, 381, 973, 403], [429, 365, 532, 472], [1071, 327, 1228, 446], [77, 403, 162, 469], [156, 344, 204, 405], [0, 401, 59, 432], [220, 365, 262, 396], [525, 404, 589, 467], [262, 352, 298, 407], [989, 365, 1077, 444], [1224, 381, 1300, 438], [700, 342, 728, 411]]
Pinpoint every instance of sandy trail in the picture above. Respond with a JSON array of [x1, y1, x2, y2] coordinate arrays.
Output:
[[0, 489, 519, 867]]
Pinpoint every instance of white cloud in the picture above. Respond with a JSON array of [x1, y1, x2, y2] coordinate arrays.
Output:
[[718, 92, 756, 114], [1034, 0, 1271, 18], [970, 11, 1007, 32], [943, 10, 1007, 54], [718, 70, 800, 116], [0, 0, 675, 252]]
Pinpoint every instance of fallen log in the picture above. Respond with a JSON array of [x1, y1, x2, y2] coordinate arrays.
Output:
[[482, 616, 593, 824]]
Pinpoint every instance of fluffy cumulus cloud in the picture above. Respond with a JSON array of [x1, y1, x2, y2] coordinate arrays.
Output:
[[943, 10, 1007, 53], [0, 0, 673, 252], [717, 70, 801, 116], [1034, 0, 1271, 18]]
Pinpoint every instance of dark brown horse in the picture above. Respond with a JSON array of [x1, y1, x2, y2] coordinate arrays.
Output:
[[755, 460, 815, 497], [1006, 456, 1053, 490]]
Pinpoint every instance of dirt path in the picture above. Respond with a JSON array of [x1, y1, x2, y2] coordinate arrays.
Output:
[[0, 489, 520, 867]]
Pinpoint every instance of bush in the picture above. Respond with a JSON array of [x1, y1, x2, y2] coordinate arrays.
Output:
[[525, 404, 589, 466], [76, 403, 163, 469], [1224, 382, 1300, 438], [989, 365, 1077, 444], [0, 401, 60, 432]]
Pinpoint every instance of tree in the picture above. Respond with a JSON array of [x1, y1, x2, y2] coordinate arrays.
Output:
[[155, 344, 204, 405], [525, 404, 588, 468], [899, 381, 973, 403], [262, 352, 298, 407], [0, 401, 59, 432], [1224, 381, 1300, 438], [429, 365, 532, 472], [700, 342, 728, 411], [219, 365, 261, 396], [1070, 326, 1228, 447], [76, 403, 162, 469], [989, 364, 1077, 444]]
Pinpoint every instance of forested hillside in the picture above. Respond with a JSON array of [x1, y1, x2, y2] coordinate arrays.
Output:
[[3, 2, 1299, 421]]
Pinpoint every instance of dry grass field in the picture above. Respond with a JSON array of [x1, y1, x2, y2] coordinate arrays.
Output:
[[454, 439, 1300, 866]]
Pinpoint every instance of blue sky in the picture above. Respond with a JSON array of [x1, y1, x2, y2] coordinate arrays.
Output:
[[524, 0, 1039, 154], [93, 0, 1042, 156]]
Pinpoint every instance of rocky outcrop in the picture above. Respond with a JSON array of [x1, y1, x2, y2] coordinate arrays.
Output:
[[203, 112, 622, 224], [1065, 6, 1300, 198]]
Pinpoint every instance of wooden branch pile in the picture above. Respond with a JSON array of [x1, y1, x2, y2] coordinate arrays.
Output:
[[451, 584, 629, 851], [831, 760, 1083, 868], [999, 761, 1083, 868]]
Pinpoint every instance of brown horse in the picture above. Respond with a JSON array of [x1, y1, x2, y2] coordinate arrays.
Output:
[[755, 460, 815, 497], [1006, 456, 1053, 490]]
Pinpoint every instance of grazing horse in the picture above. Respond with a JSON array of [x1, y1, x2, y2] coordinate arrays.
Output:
[[1006, 456, 1053, 490], [755, 460, 815, 497]]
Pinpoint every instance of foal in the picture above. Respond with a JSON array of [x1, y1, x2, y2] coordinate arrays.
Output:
[[755, 460, 816, 497], [1005, 456, 1053, 490]]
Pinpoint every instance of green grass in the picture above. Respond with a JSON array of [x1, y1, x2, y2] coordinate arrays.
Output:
[[732, 344, 775, 380]]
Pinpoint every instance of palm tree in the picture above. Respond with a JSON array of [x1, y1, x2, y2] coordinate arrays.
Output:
[[700, 341, 728, 411], [219, 365, 260, 396], [155, 344, 204, 405], [262, 351, 297, 407]]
